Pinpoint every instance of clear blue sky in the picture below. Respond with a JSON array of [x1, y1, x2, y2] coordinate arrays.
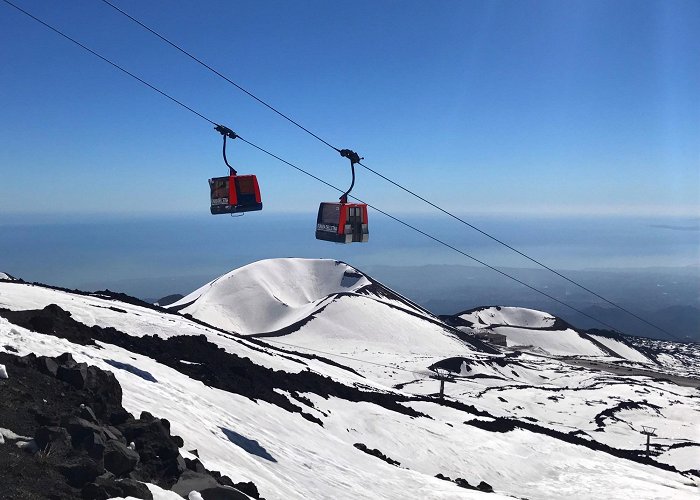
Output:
[[1, 0, 698, 217]]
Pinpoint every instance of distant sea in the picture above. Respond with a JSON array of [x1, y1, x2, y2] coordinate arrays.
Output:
[[1, 212, 698, 302]]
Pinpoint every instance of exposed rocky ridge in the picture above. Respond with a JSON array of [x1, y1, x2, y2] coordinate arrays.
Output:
[[353, 442, 402, 467], [3, 279, 173, 315], [435, 473, 494, 493], [0, 304, 426, 425], [0, 271, 17, 281], [593, 400, 663, 428], [0, 351, 262, 499]]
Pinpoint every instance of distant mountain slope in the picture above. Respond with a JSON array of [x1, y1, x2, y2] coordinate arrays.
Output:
[[0, 271, 17, 281], [444, 306, 652, 363], [580, 305, 700, 342], [169, 259, 495, 361], [152, 293, 184, 307]]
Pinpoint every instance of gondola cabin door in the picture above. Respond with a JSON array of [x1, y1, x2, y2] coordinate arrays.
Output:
[[347, 205, 364, 242]]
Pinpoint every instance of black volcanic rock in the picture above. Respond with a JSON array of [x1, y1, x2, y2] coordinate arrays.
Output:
[[0, 351, 264, 499], [104, 440, 139, 476], [353, 443, 401, 466]]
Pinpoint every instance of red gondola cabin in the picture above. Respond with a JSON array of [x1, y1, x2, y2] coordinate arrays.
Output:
[[209, 174, 262, 215], [315, 202, 369, 243]]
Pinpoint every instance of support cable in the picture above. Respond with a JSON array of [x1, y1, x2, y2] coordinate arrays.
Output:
[[2, 0, 684, 342], [1, 0, 216, 126], [99, 0, 342, 153]]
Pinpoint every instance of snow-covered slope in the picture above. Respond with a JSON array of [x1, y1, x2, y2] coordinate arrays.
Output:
[[170, 258, 430, 334], [0, 264, 698, 499], [448, 306, 653, 362], [0, 272, 16, 281], [169, 259, 492, 374]]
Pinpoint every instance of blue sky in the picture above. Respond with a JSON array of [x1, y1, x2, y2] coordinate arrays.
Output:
[[1, 0, 698, 217]]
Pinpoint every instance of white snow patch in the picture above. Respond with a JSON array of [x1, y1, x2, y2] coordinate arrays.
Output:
[[460, 306, 556, 328], [0, 363, 7, 379], [587, 334, 652, 363], [498, 326, 608, 356]]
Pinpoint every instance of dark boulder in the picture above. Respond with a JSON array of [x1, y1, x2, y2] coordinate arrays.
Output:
[[59, 457, 104, 487], [120, 417, 179, 461], [454, 477, 472, 489], [115, 478, 153, 499], [64, 417, 104, 449], [109, 408, 132, 426], [57, 363, 88, 389], [477, 481, 494, 492], [104, 425, 124, 443], [172, 434, 184, 448], [185, 457, 207, 474], [82, 475, 153, 500], [233, 481, 260, 499], [56, 352, 78, 368], [37, 356, 59, 377], [104, 440, 140, 476]]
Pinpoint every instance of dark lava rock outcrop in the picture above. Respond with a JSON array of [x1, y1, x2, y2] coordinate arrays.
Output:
[[0, 304, 426, 426], [0, 351, 263, 500]]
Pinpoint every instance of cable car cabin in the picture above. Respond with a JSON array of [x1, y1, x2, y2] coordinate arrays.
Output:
[[209, 174, 262, 214], [315, 202, 369, 243]]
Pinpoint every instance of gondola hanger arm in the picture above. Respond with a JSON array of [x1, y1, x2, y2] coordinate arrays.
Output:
[[338, 148, 363, 204], [215, 124, 238, 175]]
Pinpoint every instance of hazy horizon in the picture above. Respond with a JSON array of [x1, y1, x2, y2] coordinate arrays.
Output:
[[2, 212, 697, 286]]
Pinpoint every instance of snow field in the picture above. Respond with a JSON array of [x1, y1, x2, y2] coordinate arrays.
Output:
[[0, 261, 696, 499], [0, 320, 500, 500]]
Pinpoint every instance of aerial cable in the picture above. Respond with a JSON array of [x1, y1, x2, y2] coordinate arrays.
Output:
[[1, 0, 217, 127], [99, 0, 342, 154], [97, 0, 678, 341], [358, 160, 678, 341], [3, 0, 684, 342]]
